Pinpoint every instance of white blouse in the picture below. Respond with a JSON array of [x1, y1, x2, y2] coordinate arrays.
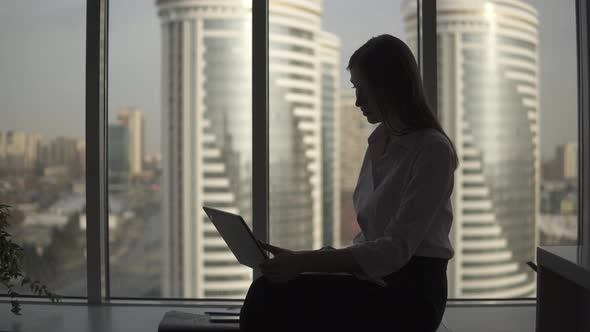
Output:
[[348, 124, 455, 283]]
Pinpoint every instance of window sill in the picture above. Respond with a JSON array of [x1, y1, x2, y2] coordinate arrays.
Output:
[[0, 300, 536, 332]]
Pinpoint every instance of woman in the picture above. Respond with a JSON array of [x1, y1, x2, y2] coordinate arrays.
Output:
[[240, 34, 459, 332]]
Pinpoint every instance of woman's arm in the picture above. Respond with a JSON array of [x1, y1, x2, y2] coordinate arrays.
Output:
[[258, 243, 362, 283], [298, 248, 363, 274]]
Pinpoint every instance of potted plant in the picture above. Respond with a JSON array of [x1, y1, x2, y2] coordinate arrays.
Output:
[[1, 204, 61, 315]]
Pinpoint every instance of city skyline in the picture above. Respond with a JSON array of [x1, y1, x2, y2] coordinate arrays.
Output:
[[0, 0, 581, 300], [0, 0, 579, 160]]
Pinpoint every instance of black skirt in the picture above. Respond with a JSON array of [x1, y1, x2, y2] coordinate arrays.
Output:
[[240, 255, 448, 332]]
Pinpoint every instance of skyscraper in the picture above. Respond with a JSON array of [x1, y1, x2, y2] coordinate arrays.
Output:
[[157, 0, 253, 298], [108, 124, 129, 194], [108, 124, 129, 174], [267, 0, 339, 251], [555, 142, 578, 181], [76, 139, 86, 177], [39, 137, 80, 170], [403, 0, 539, 298], [157, 0, 340, 298], [338, 89, 374, 247], [0, 131, 39, 172], [117, 107, 145, 176]]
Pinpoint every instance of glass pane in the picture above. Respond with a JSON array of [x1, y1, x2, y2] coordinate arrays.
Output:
[[109, 0, 253, 298], [424, 0, 578, 298], [0, 1, 87, 296], [268, 0, 413, 250]]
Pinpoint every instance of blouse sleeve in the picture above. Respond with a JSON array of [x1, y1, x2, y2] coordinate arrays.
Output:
[[348, 138, 455, 279]]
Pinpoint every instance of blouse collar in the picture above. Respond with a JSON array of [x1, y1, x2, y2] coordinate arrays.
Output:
[[367, 123, 427, 150]]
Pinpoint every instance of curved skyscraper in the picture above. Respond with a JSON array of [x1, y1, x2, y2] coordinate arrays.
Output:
[[158, 0, 340, 297], [157, 0, 253, 298], [268, 0, 340, 251], [403, 0, 539, 298]]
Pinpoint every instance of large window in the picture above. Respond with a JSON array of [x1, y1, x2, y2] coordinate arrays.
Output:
[[108, 0, 253, 298], [0, 1, 87, 296], [432, 0, 578, 299], [267, 0, 580, 300], [267, 0, 413, 251], [1, 0, 588, 303]]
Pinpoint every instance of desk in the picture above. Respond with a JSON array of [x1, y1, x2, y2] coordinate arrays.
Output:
[[536, 246, 590, 332]]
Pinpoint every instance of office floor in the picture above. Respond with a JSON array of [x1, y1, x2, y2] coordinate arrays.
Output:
[[0, 301, 536, 332]]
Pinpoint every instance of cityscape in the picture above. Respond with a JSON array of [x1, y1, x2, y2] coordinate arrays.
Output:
[[0, 0, 579, 299]]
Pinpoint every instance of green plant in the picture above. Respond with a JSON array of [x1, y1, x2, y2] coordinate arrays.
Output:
[[0, 204, 61, 315]]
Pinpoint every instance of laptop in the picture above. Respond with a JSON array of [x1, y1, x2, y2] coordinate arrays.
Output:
[[202, 206, 388, 286], [202, 206, 269, 268]]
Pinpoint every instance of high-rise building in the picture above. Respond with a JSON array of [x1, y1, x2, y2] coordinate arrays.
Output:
[[0, 131, 40, 171], [108, 124, 129, 193], [117, 107, 145, 176], [267, 0, 342, 251], [157, 0, 340, 298], [403, 0, 539, 298], [338, 89, 374, 246], [39, 137, 80, 170], [108, 125, 128, 173], [76, 139, 86, 177], [157, 0, 253, 298], [319, 31, 341, 248], [555, 142, 578, 180]]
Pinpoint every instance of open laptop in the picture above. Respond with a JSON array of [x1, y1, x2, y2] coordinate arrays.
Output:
[[202, 206, 388, 286], [202, 206, 269, 269]]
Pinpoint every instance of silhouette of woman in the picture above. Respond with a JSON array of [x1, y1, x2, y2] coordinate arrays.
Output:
[[240, 34, 459, 332]]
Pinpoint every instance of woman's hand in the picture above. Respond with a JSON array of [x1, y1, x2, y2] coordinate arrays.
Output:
[[258, 241, 304, 284]]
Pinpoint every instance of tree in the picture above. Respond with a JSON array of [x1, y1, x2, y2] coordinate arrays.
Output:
[[0, 204, 61, 315]]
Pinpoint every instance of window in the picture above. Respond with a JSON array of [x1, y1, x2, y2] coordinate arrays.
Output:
[[267, 0, 414, 250], [430, 0, 578, 299], [2, 0, 588, 305], [108, 1, 253, 298], [0, 0, 87, 296]]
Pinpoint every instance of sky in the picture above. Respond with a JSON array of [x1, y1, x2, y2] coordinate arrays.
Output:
[[0, 0, 579, 160]]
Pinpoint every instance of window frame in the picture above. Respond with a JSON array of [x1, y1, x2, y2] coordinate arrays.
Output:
[[251, 0, 269, 282], [577, 0, 590, 264], [86, 0, 109, 304], [1, 0, 588, 305]]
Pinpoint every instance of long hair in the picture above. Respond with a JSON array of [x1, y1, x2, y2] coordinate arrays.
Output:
[[347, 34, 459, 169]]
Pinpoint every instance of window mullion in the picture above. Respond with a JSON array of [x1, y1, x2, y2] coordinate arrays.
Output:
[[252, 0, 269, 281], [85, 0, 110, 304], [577, 0, 590, 262]]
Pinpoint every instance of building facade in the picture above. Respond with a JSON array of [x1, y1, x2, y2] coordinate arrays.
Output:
[[157, 0, 340, 298], [117, 107, 145, 176], [0, 131, 39, 172], [108, 124, 129, 194], [39, 137, 80, 172], [404, 0, 540, 298], [267, 0, 342, 251], [157, 0, 253, 298], [555, 142, 578, 181], [108, 124, 129, 174]]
